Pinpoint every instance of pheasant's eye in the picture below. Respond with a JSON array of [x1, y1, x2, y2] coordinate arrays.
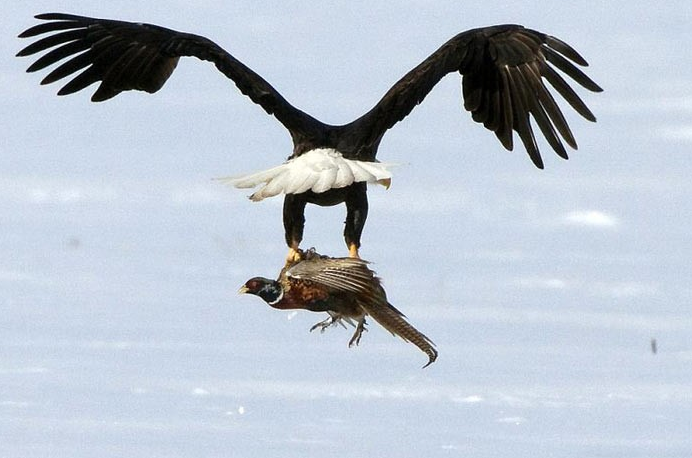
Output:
[[244, 279, 263, 292]]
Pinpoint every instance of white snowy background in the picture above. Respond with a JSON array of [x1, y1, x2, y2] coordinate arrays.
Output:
[[2, 1, 691, 457]]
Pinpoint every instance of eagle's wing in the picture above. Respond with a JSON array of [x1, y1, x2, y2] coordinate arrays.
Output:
[[17, 13, 318, 137], [348, 24, 602, 168]]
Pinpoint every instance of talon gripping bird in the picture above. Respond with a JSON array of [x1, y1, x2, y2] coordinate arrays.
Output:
[[17, 13, 602, 260], [239, 248, 438, 367]]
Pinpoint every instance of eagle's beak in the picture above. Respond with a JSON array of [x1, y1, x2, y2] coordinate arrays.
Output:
[[238, 285, 250, 294]]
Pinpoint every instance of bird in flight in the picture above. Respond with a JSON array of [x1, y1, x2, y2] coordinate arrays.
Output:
[[17, 13, 602, 261], [239, 248, 438, 367]]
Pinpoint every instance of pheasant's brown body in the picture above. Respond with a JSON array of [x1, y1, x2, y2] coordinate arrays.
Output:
[[241, 249, 438, 367]]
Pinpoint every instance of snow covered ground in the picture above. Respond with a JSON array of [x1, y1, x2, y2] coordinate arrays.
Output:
[[2, 1, 691, 457]]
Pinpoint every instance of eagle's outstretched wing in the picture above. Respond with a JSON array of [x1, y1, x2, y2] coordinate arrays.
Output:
[[18, 15, 601, 168], [348, 24, 602, 168], [17, 13, 318, 138]]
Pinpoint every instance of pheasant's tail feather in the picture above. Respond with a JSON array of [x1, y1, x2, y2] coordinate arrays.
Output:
[[365, 300, 438, 367]]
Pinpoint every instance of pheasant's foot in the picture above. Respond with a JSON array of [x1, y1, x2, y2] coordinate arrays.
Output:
[[310, 315, 338, 334], [348, 318, 368, 347]]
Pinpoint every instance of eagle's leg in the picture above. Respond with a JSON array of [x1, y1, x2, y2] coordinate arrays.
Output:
[[348, 317, 368, 347], [344, 182, 368, 259], [283, 194, 307, 264]]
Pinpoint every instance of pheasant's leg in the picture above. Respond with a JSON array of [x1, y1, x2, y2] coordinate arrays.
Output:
[[348, 317, 368, 347], [310, 314, 340, 333]]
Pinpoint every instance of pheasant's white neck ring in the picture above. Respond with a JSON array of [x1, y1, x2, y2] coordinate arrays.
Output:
[[267, 287, 284, 306]]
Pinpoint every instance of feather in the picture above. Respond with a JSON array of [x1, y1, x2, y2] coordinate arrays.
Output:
[[216, 148, 395, 201]]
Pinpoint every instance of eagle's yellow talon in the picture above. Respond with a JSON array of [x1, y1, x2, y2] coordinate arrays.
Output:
[[348, 244, 360, 259], [286, 247, 302, 265]]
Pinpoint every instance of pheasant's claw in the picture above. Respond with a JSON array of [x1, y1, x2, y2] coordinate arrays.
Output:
[[348, 319, 368, 347], [310, 315, 342, 334], [309, 317, 331, 333]]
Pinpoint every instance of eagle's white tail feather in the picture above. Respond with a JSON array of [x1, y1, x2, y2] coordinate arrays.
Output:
[[217, 148, 395, 201], [356, 160, 393, 180], [227, 165, 284, 189], [312, 166, 337, 194], [289, 172, 318, 195], [334, 160, 355, 188]]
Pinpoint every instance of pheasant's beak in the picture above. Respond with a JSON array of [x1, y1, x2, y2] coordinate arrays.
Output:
[[238, 285, 250, 294]]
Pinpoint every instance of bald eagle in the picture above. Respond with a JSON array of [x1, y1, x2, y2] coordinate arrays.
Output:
[[18, 13, 602, 260]]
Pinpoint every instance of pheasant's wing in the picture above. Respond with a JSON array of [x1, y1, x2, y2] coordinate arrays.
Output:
[[285, 255, 377, 295]]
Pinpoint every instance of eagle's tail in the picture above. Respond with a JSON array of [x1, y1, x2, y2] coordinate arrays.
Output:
[[216, 148, 395, 201]]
